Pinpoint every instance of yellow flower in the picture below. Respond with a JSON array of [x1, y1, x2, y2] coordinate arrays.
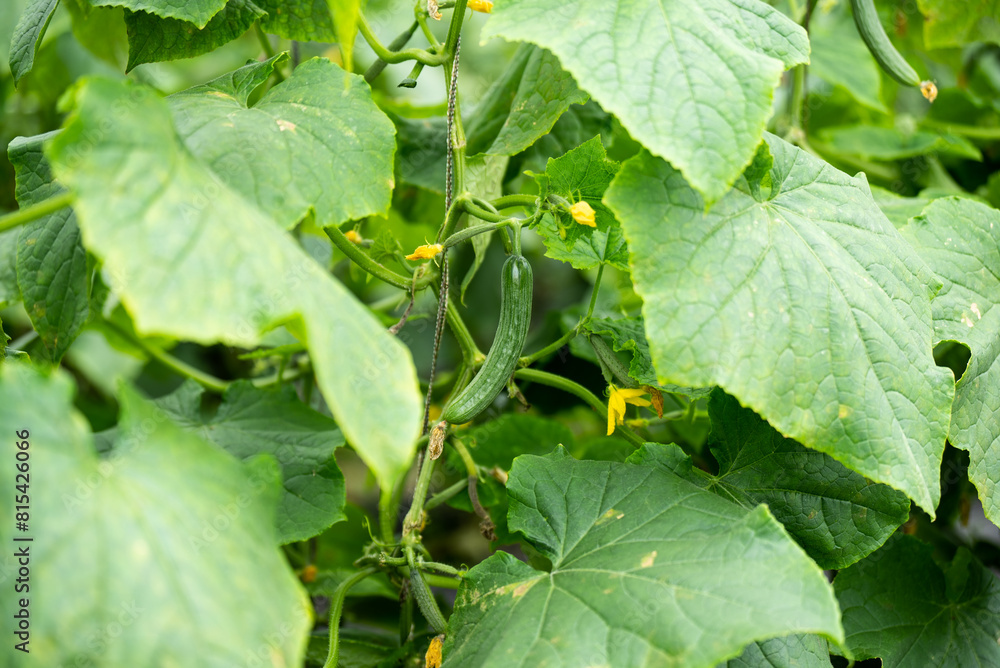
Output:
[[569, 201, 596, 227], [921, 80, 938, 103], [469, 0, 493, 12], [406, 243, 443, 261], [607, 385, 651, 435], [425, 634, 445, 668], [344, 229, 363, 244]]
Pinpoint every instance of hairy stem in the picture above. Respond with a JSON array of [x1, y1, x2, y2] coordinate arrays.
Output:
[[323, 567, 378, 668], [364, 20, 420, 82], [358, 12, 447, 65]]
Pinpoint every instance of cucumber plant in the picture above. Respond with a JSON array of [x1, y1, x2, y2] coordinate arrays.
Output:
[[2, 0, 1000, 667]]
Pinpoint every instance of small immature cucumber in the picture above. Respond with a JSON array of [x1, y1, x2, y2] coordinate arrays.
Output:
[[850, 0, 920, 86], [442, 255, 532, 424], [410, 566, 448, 634]]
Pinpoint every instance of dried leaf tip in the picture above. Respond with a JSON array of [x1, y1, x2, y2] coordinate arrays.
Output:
[[570, 201, 596, 227], [469, 0, 493, 12], [920, 80, 937, 103], [429, 420, 447, 460], [425, 634, 445, 668], [406, 243, 443, 260]]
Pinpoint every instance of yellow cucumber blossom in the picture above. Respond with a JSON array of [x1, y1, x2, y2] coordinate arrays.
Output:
[[344, 229, 363, 244], [425, 634, 445, 668], [468, 0, 493, 12], [607, 385, 650, 435], [406, 243, 443, 261], [570, 201, 596, 227]]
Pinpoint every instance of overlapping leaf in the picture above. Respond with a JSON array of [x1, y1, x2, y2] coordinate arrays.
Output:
[[483, 0, 809, 202], [533, 137, 628, 270], [465, 44, 588, 158], [124, 0, 265, 71], [605, 133, 954, 514], [835, 534, 1000, 667], [0, 364, 311, 667], [47, 77, 421, 487], [443, 448, 843, 668], [901, 197, 1000, 527], [8, 132, 89, 362], [8, 0, 57, 86], [819, 125, 980, 162], [168, 55, 395, 229], [724, 635, 832, 668], [100, 380, 347, 544], [703, 391, 910, 569], [257, 0, 335, 41], [84, 0, 228, 27]]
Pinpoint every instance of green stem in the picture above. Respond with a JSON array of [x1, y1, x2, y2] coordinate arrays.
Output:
[[325, 225, 435, 291], [444, 0, 468, 60], [423, 573, 461, 589], [519, 323, 581, 367], [492, 194, 538, 210], [921, 119, 1000, 140], [512, 368, 645, 447], [104, 319, 230, 393], [0, 192, 74, 234], [424, 477, 468, 510], [358, 12, 447, 66], [364, 20, 420, 83], [323, 567, 377, 668], [251, 361, 312, 388], [442, 218, 513, 249], [586, 264, 605, 320], [402, 451, 438, 540], [450, 437, 478, 478]]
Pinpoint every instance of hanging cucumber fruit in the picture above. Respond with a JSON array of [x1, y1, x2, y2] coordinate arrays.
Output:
[[850, 0, 937, 101], [442, 254, 533, 424]]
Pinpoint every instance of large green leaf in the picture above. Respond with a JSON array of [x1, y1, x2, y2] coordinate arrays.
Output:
[[0, 364, 311, 666], [724, 635, 832, 668], [83, 0, 228, 27], [465, 44, 588, 158], [835, 534, 1000, 667], [704, 391, 910, 569], [47, 77, 421, 487], [101, 380, 347, 544], [605, 133, 954, 514], [8, 0, 58, 86], [483, 0, 809, 202], [532, 136, 629, 270], [8, 131, 89, 362], [443, 448, 843, 668], [124, 0, 265, 71], [917, 0, 1000, 48], [168, 56, 395, 230], [901, 197, 1000, 527], [257, 0, 335, 41]]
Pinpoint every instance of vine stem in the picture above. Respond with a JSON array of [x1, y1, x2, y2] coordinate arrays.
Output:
[[253, 24, 286, 82], [512, 368, 645, 447], [0, 192, 74, 234], [323, 567, 378, 668], [364, 20, 420, 83], [357, 12, 447, 65], [491, 194, 538, 210], [402, 445, 439, 540], [518, 322, 582, 367], [586, 264, 605, 320], [325, 225, 436, 291]]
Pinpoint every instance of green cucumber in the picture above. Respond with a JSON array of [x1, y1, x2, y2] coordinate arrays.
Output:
[[851, 0, 920, 86], [442, 255, 532, 424], [409, 567, 448, 634]]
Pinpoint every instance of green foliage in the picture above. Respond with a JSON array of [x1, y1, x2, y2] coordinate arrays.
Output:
[[835, 535, 1000, 666], [606, 134, 954, 514], [0, 364, 311, 666], [4, 0, 1000, 665], [443, 448, 843, 667]]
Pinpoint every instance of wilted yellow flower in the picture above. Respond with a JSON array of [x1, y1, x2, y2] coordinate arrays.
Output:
[[921, 80, 938, 103], [427, 0, 442, 20], [607, 385, 650, 435], [468, 0, 493, 12], [406, 243, 443, 261], [570, 201, 596, 227], [425, 634, 445, 668], [344, 229, 363, 244], [299, 564, 317, 583]]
